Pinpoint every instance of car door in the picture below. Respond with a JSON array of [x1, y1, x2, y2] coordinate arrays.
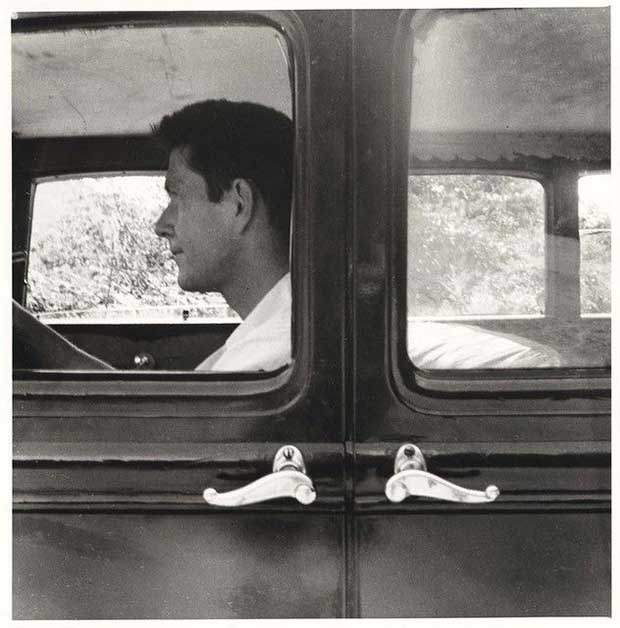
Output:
[[350, 9, 611, 617], [13, 11, 350, 619]]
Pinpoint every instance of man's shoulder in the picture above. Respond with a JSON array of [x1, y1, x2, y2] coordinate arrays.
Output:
[[206, 317, 291, 371], [197, 273, 292, 372]]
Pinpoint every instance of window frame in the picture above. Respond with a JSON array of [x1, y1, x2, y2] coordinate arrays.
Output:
[[388, 10, 611, 410], [12, 10, 314, 409]]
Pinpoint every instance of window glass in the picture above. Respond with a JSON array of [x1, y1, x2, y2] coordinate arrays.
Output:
[[406, 8, 610, 371], [12, 24, 292, 137], [408, 174, 545, 318], [579, 173, 611, 316], [27, 176, 240, 324], [14, 20, 294, 373]]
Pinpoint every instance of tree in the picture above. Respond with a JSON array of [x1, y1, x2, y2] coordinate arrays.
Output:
[[408, 174, 545, 317]]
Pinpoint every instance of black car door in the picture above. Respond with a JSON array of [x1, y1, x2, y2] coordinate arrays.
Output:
[[349, 9, 611, 617], [13, 10, 350, 619]]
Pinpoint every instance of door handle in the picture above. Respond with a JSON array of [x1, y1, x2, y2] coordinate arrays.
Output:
[[385, 444, 500, 504], [203, 445, 316, 507]]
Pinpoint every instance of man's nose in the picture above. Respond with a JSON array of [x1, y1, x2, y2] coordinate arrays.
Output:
[[154, 204, 173, 238]]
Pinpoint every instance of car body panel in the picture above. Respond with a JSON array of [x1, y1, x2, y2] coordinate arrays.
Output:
[[14, 512, 344, 619]]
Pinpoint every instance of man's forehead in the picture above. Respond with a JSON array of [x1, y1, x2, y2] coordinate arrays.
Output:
[[167, 145, 191, 168], [166, 146, 195, 183]]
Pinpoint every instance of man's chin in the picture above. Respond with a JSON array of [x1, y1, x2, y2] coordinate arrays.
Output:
[[177, 277, 194, 292], [177, 275, 208, 293]]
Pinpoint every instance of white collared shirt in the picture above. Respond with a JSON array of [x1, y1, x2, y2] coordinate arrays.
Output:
[[196, 273, 292, 372]]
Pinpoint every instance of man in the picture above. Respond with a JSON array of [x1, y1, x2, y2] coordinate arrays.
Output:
[[13, 99, 293, 372], [153, 99, 292, 371]]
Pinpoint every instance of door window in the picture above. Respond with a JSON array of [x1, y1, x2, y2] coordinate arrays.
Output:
[[14, 18, 297, 375], [405, 8, 610, 373]]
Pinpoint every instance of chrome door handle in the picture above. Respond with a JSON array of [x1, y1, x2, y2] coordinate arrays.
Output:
[[203, 445, 316, 507], [385, 444, 500, 504]]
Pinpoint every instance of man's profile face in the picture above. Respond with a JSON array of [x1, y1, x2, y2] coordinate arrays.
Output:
[[155, 146, 238, 292]]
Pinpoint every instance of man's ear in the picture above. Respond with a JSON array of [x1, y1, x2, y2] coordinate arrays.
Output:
[[230, 178, 255, 233]]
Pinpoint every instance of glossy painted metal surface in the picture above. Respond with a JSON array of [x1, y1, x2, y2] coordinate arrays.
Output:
[[14, 512, 344, 619], [354, 441, 611, 510], [356, 511, 610, 617], [13, 442, 344, 508]]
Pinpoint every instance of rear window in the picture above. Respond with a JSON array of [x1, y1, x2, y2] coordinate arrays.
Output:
[[579, 173, 611, 316], [27, 175, 240, 324], [408, 174, 545, 318]]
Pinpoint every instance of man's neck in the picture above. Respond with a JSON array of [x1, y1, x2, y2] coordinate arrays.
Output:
[[221, 258, 288, 319]]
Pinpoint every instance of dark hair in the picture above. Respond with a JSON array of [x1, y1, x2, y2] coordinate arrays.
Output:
[[153, 99, 293, 247]]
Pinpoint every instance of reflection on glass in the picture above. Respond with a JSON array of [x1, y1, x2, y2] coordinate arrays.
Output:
[[13, 25, 292, 137]]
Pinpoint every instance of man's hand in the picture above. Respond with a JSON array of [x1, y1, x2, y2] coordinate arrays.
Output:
[[13, 300, 113, 370]]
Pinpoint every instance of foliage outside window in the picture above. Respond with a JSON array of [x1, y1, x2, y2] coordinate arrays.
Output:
[[408, 174, 545, 318], [27, 176, 240, 324], [406, 173, 611, 369], [579, 173, 611, 316]]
